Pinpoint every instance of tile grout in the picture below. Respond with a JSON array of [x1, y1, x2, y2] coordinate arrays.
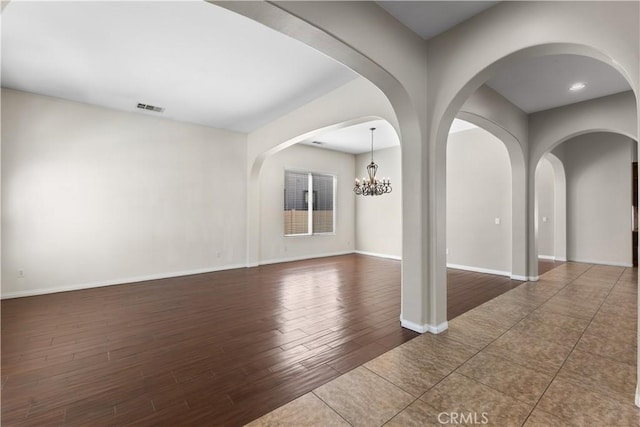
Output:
[[521, 264, 628, 426]]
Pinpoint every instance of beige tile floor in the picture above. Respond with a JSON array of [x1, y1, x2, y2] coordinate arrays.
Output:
[[246, 263, 639, 426]]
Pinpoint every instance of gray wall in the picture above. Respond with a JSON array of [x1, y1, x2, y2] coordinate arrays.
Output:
[[536, 158, 556, 258], [260, 143, 355, 263], [354, 146, 402, 259], [447, 127, 512, 275], [560, 132, 634, 266], [2, 88, 248, 297]]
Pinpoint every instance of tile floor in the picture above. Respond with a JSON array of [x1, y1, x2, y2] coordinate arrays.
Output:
[[246, 263, 639, 426]]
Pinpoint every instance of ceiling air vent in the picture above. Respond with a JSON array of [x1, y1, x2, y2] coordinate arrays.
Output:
[[312, 141, 323, 145], [136, 103, 164, 113]]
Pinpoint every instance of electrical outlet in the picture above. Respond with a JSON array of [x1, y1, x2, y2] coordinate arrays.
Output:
[[446, 248, 449, 255], [494, 218, 501, 225]]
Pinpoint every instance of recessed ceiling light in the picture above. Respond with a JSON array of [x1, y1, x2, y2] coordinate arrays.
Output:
[[569, 82, 586, 92]]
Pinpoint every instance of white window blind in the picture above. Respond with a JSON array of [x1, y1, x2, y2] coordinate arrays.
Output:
[[312, 173, 334, 233], [284, 171, 335, 235]]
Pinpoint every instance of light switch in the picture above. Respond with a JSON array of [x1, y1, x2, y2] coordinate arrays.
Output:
[[542, 216, 548, 223], [494, 218, 501, 225]]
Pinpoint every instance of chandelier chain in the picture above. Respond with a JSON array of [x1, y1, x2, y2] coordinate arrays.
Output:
[[353, 127, 392, 196]]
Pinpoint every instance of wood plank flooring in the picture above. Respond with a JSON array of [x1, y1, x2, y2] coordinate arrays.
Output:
[[2, 254, 527, 426], [447, 268, 522, 320]]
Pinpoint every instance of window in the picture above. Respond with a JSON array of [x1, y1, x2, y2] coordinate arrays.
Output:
[[284, 170, 335, 235]]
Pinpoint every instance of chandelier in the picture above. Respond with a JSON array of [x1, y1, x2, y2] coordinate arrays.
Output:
[[354, 127, 392, 196]]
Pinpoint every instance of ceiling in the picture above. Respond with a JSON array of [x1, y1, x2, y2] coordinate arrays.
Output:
[[1, 1, 633, 153], [485, 54, 631, 113], [1, 0, 356, 133], [378, 1, 498, 40], [301, 120, 399, 154], [300, 119, 476, 154], [380, 1, 632, 114]]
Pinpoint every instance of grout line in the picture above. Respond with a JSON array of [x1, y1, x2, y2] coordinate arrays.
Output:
[[361, 364, 423, 416], [312, 390, 354, 426], [416, 264, 599, 425], [520, 264, 626, 425], [371, 267, 587, 419]]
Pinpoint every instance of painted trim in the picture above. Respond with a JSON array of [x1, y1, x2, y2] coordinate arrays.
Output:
[[511, 274, 528, 281], [259, 251, 354, 266], [1, 263, 248, 299], [568, 258, 633, 268], [447, 263, 510, 277], [400, 318, 448, 334], [400, 318, 428, 333], [538, 255, 555, 260], [555, 257, 567, 262], [635, 384, 640, 408], [354, 250, 402, 261], [427, 321, 449, 334], [528, 276, 540, 282]]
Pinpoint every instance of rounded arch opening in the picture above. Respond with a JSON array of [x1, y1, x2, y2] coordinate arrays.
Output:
[[536, 130, 638, 269], [432, 44, 638, 303], [535, 152, 567, 267], [447, 113, 524, 279], [435, 43, 638, 150], [445, 117, 515, 319], [249, 116, 402, 267]]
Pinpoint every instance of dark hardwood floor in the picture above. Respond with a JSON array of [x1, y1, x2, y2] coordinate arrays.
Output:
[[2, 254, 530, 426], [446, 268, 522, 320], [538, 258, 565, 275]]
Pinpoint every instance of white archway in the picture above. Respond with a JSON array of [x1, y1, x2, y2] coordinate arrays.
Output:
[[455, 110, 526, 280], [211, 1, 640, 405], [538, 152, 568, 263]]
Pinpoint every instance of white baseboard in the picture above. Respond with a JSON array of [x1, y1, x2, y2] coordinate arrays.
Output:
[[354, 250, 402, 261], [511, 274, 528, 281], [447, 263, 511, 278], [555, 257, 567, 262], [538, 255, 555, 260], [568, 258, 633, 268], [259, 251, 354, 266], [1, 263, 248, 299], [400, 318, 448, 334], [636, 384, 640, 408]]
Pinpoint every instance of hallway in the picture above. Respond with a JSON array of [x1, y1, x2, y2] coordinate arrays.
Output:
[[249, 263, 639, 426]]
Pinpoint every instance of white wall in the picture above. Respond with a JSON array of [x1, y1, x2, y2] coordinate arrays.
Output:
[[561, 132, 634, 266], [259, 143, 355, 263], [244, 77, 399, 267], [355, 146, 402, 259], [1, 88, 248, 298], [447, 127, 512, 275], [536, 158, 556, 259]]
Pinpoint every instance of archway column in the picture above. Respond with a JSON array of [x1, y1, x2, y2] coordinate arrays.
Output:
[[400, 121, 444, 333], [543, 153, 568, 262]]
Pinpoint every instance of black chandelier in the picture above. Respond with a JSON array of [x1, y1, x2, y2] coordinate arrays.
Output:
[[354, 127, 392, 196]]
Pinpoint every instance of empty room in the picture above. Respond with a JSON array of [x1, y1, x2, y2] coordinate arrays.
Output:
[[2, 1, 639, 426]]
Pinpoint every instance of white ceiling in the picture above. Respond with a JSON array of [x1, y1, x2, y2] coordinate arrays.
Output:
[[1, 0, 633, 154], [485, 54, 631, 113], [1, 0, 356, 133], [300, 120, 399, 155], [301, 118, 475, 154]]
